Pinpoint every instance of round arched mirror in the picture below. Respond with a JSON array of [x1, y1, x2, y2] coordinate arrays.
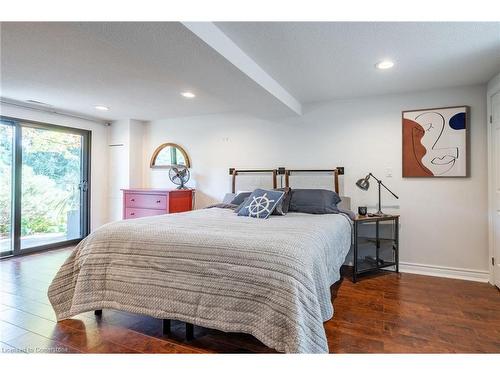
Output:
[[150, 143, 191, 169]]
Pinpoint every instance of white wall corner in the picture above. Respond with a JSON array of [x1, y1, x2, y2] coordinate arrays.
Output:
[[487, 71, 500, 95], [107, 119, 148, 221], [128, 119, 146, 189]]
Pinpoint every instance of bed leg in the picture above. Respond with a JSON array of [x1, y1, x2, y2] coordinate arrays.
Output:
[[185, 323, 194, 341], [162, 319, 171, 335], [94, 309, 102, 316]]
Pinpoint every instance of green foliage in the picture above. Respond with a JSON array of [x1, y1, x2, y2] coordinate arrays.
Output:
[[0, 163, 12, 236], [20, 166, 65, 236], [0, 125, 13, 237], [0, 124, 82, 239]]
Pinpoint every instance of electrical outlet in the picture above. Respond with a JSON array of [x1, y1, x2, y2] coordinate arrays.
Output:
[[385, 168, 393, 178]]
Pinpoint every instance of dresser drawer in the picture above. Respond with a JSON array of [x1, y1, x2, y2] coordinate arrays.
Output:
[[125, 193, 167, 209], [169, 190, 194, 213], [124, 208, 166, 219]]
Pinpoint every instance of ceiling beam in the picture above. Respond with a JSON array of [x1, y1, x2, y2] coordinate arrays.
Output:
[[182, 22, 302, 115]]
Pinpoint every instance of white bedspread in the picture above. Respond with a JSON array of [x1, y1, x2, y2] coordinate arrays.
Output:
[[48, 208, 351, 353]]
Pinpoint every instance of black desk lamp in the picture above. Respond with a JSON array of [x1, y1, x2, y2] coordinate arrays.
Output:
[[356, 173, 399, 216]]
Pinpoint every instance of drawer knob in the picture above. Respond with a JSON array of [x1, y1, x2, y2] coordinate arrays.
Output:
[[156, 200, 161, 203], [130, 212, 135, 216], [131, 198, 135, 202]]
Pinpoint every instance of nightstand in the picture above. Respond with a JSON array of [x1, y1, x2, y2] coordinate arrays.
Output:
[[352, 214, 399, 282]]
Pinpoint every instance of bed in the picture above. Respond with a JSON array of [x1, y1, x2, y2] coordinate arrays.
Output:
[[48, 168, 352, 353]]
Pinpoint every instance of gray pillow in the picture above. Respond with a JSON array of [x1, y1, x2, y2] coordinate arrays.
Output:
[[289, 189, 341, 214], [338, 196, 351, 211], [233, 197, 249, 213], [230, 191, 252, 206], [236, 189, 285, 219], [222, 193, 236, 204], [271, 187, 292, 215], [235, 188, 292, 215], [338, 208, 356, 220], [205, 203, 239, 210]]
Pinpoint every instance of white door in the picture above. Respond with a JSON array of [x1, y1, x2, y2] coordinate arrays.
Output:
[[492, 91, 500, 287]]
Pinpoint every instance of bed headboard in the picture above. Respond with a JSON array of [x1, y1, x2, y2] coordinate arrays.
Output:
[[228, 168, 278, 194], [228, 167, 344, 194], [284, 167, 344, 194]]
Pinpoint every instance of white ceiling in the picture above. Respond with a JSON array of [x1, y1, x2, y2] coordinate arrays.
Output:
[[0, 22, 295, 121], [1, 22, 499, 121], [216, 22, 500, 103]]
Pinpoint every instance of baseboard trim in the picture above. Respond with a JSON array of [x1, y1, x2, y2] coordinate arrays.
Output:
[[399, 262, 490, 283]]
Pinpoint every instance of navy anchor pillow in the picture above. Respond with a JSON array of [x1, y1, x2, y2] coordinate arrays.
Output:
[[236, 188, 285, 219]]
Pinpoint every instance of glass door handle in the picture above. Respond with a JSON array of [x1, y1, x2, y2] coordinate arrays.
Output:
[[79, 181, 88, 192]]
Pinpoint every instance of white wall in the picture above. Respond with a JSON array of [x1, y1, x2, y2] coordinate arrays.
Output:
[[107, 119, 144, 222], [129, 120, 145, 188], [108, 120, 130, 222], [0, 104, 109, 231], [487, 73, 500, 95], [142, 84, 489, 276]]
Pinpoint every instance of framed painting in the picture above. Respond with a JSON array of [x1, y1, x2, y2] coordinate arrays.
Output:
[[402, 106, 469, 177]]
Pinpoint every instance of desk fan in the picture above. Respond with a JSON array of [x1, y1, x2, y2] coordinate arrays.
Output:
[[169, 165, 190, 189]]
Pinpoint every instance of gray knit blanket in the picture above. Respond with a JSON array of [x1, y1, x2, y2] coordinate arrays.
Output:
[[48, 208, 351, 353]]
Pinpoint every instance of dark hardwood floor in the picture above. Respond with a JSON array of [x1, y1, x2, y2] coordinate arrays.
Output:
[[1, 247, 499, 353]]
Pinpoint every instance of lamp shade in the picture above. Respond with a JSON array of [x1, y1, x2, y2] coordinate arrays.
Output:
[[356, 174, 370, 190]]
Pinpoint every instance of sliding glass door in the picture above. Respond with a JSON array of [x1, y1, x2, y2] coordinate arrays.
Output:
[[0, 117, 90, 257], [0, 120, 14, 256]]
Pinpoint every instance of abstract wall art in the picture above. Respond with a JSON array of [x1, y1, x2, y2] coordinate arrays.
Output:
[[402, 106, 468, 177]]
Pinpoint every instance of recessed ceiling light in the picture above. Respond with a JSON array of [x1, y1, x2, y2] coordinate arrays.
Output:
[[95, 105, 109, 111], [181, 92, 196, 98], [375, 60, 395, 70]]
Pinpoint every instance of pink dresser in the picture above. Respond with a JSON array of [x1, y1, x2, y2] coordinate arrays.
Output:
[[121, 188, 195, 220]]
